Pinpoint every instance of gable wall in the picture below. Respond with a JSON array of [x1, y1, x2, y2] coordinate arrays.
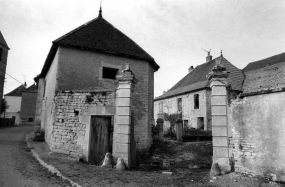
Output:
[[56, 46, 154, 152]]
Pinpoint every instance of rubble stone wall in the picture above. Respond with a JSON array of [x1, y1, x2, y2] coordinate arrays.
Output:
[[50, 90, 115, 159], [229, 92, 285, 182]]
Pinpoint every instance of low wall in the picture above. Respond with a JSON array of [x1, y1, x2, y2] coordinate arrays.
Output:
[[229, 92, 285, 182]]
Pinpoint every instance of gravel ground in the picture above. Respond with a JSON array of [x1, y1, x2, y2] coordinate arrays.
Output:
[[35, 138, 285, 187]]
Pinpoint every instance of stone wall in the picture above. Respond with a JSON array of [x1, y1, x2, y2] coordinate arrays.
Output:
[[50, 90, 115, 159], [20, 91, 37, 124], [229, 92, 285, 182]]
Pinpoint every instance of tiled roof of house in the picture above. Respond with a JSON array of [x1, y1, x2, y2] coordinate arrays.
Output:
[[4, 85, 26, 97], [0, 31, 9, 49], [243, 52, 285, 72], [40, 16, 159, 77], [155, 56, 244, 101]]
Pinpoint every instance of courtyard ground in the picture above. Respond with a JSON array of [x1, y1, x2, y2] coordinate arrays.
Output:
[[27, 132, 285, 187]]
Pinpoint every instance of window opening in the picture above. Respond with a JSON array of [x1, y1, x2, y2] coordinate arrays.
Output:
[[177, 98, 182, 112], [28, 117, 34, 122], [194, 94, 199, 109], [159, 101, 163, 113], [0, 48, 3, 61], [102, 67, 119, 80]]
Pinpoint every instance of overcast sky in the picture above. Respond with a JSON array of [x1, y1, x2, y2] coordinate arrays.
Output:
[[1, 0, 285, 97]]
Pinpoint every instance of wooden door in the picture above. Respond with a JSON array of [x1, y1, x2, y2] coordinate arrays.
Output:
[[89, 116, 112, 165]]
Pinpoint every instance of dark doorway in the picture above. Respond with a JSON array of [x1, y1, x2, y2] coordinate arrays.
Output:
[[89, 116, 113, 165], [197, 117, 204, 130]]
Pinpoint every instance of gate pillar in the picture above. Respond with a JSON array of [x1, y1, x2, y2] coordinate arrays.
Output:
[[207, 57, 231, 174], [113, 63, 137, 168]]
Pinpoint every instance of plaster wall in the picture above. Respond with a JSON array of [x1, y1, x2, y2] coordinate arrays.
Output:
[[154, 89, 212, 130], [56, 47, 154, 151], [5, 96, 21, 113], [229, 92, 285, 182], [42, 48, 60, 146]]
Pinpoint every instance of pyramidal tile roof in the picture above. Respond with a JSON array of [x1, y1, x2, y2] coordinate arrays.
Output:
[[155, 56, 244, 101], [0, 31, 9, 49], [40, 15, 159, 77]]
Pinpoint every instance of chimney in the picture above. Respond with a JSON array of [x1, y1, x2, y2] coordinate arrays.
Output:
[[206, 51, 212, 62], [188, 66, 194, 73]]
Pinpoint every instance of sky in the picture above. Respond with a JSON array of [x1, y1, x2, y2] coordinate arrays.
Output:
[[1, 0, 285, 97]]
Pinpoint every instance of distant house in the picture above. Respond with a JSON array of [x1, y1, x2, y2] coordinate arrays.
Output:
[[154, 53, 244, 131], [35, 9, 159, 161], [3, 83, 37, 125], [4, 84, 26, 125], [20, 84, 38, 124], [0, 31, 10, 113]]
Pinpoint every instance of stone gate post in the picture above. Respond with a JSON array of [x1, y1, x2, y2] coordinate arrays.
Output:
[[113, 63, 137, 168], [207, 59, 231, 174]]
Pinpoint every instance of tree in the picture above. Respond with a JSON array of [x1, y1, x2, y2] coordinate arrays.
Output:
[[1, 98, 9, 116]]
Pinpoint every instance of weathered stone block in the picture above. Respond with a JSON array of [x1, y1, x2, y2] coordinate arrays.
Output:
[[212, 116, 227, 126], [116, 116, 131, 125], [212, 106, 227, 115], [116, 98, 131, 106], [213, 137, 228, 146], [114, 134, 130, 144], [117, 84, 132, 89], [212, 86, 227, 96], [117, 106, 131, 116], [114, 124, 131, 134], [116, 89, 131, 98], [213, 147, 229, 158], [212, 126, 228, 136], [212, 96, 227, 105], [113, 142, 130, 155]]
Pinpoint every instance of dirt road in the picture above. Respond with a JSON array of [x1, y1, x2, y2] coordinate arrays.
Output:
[[0, 125, 69, 187]]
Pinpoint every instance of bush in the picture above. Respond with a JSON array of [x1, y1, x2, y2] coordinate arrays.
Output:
[[33, 129, 45, 142], [163, 127, 176, 140]]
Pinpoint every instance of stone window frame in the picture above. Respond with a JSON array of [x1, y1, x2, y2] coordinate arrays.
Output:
[[99, 62, 122, 80]]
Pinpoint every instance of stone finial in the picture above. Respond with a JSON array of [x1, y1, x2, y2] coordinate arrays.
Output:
[[116, 63, 138, 83], [206, 55, 229, 81], [98, 1, 102, 18]]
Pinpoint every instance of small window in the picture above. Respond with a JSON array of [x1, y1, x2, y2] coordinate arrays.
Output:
[[102, 67, 119, 80], [177, 98, 182, 112], [159, 101, 163, 113], [194, 94, 199, 109], [28, 117, 34, 122], [0, 48, 3, 61], [197, 117, 204, 130], [183, 120, 189, 129]]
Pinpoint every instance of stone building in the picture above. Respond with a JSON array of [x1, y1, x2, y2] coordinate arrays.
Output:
[[154, 52, 244, 131], [35, 9, 159, 166], [0, 31, 10, 113]]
